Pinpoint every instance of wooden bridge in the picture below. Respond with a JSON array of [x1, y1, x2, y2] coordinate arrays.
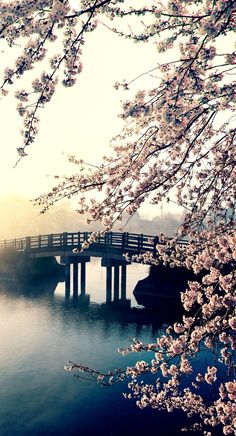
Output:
[[0, 231, 159, 257], [0, 231, 187, 257], [0, 232, 188, 306]]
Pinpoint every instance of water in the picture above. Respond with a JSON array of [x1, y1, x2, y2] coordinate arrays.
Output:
[[0, 258, 189, 436]]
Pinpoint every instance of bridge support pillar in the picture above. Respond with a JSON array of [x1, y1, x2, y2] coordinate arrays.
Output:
[[80, 262, 86, 296], [73, 263, 78, 297], [121, 264, 127, 300], [70, 256, 90, 297], [114, 265, 119, 301], [62, 255, 90, 298], [102, 258, 130, 304], [65, 262, 70, 297], [106, 266, 112, 303]]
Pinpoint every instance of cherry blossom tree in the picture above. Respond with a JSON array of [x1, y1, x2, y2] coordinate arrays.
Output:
[[9, 0, 233, 231], [66, 222, 236, 435], [0, 1, 235, 434]]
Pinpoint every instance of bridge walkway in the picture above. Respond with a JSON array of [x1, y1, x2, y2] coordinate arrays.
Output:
[[0, 231, 187, 258]]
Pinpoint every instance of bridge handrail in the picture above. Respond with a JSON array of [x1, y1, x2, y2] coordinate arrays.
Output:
[[0, 231, 188, 254]]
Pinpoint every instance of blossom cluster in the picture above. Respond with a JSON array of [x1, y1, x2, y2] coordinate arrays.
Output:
[[66, 222, 236, 434]]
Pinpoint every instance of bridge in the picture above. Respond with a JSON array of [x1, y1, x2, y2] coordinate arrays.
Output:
[[0, 231, 188, 306], [0, 231, 164, 257]]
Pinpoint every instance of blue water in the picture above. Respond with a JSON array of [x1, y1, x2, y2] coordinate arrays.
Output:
[[0, 259, 190, 435]]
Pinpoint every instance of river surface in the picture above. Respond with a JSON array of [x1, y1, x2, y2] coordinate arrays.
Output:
[[0, 258, 192, 436]]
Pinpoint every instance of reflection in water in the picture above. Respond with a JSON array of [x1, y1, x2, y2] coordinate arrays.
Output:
[[0, 259, 189, 436]]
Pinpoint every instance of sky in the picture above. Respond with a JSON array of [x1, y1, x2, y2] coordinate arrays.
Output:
[[0, 196, 183, 240], [0, 25, 154, 191], [0, 8, 188, 227], [0, 3, 235, 233]]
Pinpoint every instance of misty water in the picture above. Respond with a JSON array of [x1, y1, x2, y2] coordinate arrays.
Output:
[[0, 257, 193, 436]]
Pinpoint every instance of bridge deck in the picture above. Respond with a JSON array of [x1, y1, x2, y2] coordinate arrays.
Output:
[[0, 231, 187, 260]]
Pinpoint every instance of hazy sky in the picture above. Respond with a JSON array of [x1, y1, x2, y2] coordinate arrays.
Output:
[[0, 5, 234, 227], [0, 196, 183, 240], [0, 15, 184, 222], [0, 26, 154, 191]]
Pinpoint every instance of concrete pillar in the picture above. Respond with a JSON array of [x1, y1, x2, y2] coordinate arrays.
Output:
[[114, 265, 120, 301], [73, 263, 78, 297], [65, 263, 70, 297], [121, 264, 127, 300], [106, 266, 112, 303], [80, 262, 86, 296]]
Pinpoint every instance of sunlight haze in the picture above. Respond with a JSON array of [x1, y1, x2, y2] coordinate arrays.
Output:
[[0, 18, 188, 227]]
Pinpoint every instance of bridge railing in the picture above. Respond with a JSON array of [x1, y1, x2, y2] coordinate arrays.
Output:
[[0, 231, 188, 254], [0, 237, 27, 251]]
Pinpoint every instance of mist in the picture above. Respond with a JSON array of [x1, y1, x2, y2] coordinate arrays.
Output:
[[0, 196, 183, 240]]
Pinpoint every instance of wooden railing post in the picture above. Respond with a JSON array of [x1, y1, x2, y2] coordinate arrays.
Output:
[[38, 235, 41, 248], [48, 234, 53, 247], [122, 232, 126, 250], [26, 237, 31, 250], [137, 235, 140, 253], [140, 234, 143, 253], [63, 232, 67, 247]]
